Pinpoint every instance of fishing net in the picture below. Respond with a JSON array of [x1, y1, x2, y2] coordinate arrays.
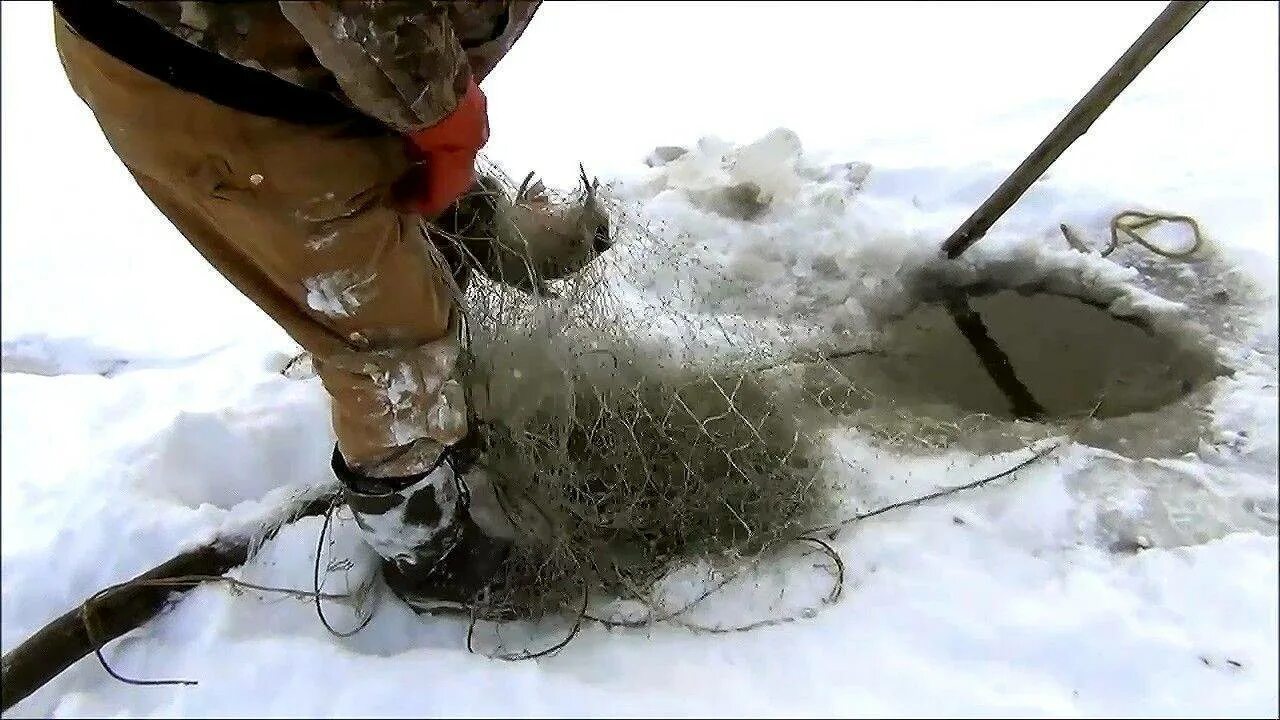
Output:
[[427, 155, 857, 622]]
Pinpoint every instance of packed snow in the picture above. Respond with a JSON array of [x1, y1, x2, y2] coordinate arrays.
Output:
[[3, 1, 1277, 717]]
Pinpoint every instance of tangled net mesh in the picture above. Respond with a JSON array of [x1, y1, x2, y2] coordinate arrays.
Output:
[[431, 157, 863, 623]]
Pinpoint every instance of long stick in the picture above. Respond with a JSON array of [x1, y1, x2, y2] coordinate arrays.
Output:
[[0, 493, 337, 712], [945, 294, 1046, 420], [940, 0, 1208, 259]]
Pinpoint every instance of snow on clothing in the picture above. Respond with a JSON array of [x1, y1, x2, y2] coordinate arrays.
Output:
[[51, 1, 533, 581]]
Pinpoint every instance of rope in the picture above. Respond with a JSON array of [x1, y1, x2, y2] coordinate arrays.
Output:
[[313, 497, 377, 639], [1061, 210, 1205, 260], [82, 570, 367, 688]]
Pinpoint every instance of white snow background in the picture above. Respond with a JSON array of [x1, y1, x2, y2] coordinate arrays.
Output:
[[2, 1, 1277, 717]]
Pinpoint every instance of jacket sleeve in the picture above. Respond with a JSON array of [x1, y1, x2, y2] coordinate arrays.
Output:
[[278, 1, 473, 134]]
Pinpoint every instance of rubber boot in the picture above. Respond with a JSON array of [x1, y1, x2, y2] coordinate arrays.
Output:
[[331, 445, 510, 614]]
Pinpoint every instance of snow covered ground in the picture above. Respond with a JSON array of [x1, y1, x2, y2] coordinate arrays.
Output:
[[2, 1, 1276, 717]]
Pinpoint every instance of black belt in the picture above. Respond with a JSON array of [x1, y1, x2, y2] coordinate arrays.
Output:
[[53, 0, 387, 135]]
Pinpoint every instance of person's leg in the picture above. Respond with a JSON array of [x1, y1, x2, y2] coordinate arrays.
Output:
[[53, 12, 505, 605]]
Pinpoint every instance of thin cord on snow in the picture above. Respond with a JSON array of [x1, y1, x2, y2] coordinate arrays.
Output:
[[815, 440, 1061, 535], [796, 535, 845, 605], [466, 584, 590, 661], [637, 535, 844, 636], [81, 598, 197, 689], [81, 572, 359, 689], [582, 561, 752, 629], [313, 497, 376, 639], [1061, 210, 1205, 260]]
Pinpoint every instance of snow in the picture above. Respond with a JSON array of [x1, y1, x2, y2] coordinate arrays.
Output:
[[3, 1, 1277, 717], [303, 271, 371, 319]]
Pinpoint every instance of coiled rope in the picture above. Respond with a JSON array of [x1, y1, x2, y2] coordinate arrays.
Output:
[[1060, 210, 1204, 260]]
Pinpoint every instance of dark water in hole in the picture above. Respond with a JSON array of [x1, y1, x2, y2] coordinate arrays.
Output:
[[803, 290, 1228, 457], [871, 291, 1223, 419]]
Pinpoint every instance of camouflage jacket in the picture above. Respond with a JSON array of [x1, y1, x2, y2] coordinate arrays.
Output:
[[116, 1, 540, 132]]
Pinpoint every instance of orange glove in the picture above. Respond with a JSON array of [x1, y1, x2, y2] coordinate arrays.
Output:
[[400, 76, 490, 219]]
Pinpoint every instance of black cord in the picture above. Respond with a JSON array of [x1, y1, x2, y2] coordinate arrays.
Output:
[[313, 497, 376, 638]]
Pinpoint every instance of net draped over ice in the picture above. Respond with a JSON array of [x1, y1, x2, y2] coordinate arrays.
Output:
[[440, 142, 860, 620]]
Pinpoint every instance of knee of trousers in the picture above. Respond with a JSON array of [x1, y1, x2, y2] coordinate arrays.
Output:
[[314, 327, 470, 475]]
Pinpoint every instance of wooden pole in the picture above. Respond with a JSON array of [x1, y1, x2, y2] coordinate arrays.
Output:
[[940, 0, 1208, 259], [945, 294, 1046, 420], [0, 493, 337, 712]]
